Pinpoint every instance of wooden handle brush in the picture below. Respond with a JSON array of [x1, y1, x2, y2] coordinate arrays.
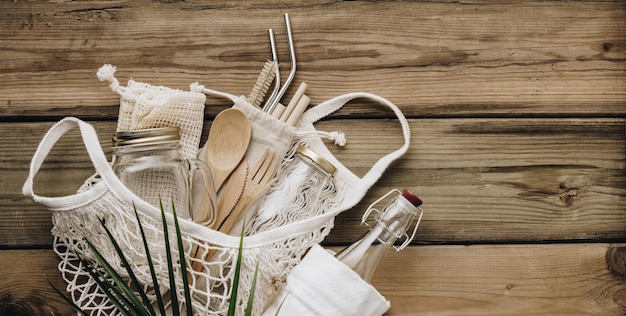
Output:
[[247, 60, 277, 107]]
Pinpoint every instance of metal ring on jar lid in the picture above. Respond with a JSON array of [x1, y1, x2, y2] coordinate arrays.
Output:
[[112, 127, 180, 147], [296, 145, 337, 177]]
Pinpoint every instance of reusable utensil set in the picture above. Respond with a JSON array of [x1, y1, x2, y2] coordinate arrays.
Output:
[[193, 109, 249, 226], [196, 13, 314, 235], [245, 14, 311, 126], [189, 14, 312, 273]]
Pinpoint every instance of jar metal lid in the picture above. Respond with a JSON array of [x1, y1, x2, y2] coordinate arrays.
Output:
[[112, 127, 180, 147], [296, 145, 337, 176]]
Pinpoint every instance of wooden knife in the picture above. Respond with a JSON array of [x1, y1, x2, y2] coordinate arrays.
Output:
[[189, 159, 247, 276], [211, 159, 248, 230]]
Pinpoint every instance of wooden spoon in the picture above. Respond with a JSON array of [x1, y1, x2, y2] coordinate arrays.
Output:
[[206, 109, 251, 190], [194, 108, 251, 224]]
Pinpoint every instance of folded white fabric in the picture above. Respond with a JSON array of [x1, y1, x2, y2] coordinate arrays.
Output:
[[262, 244, 390, 316]]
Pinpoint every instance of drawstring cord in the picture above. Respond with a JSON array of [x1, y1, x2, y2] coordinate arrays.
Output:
[[96, 64, 123, 94], [295, 130, 347, 147]]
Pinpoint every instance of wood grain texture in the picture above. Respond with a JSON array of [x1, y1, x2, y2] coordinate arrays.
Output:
[[0, 250, 74, 316], [2, 245, 625, 316], [3, 118, 624, 246], [326, 117, 626, 244], [2, 0, 625, 314], [375, 243, 626, 315], [0, 1, 624, 118]]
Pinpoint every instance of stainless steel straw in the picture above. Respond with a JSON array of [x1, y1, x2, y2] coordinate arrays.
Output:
[[264, 28, 281, 110], [263, 13, 296, 113]]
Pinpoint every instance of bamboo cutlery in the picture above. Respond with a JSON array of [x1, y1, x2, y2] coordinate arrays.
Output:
[[195, 115, 281, 235], [217, 148, 280, 235], [191, 13, 313, 274], [198, 12, 310, 232], [193, 109, 250, 227]]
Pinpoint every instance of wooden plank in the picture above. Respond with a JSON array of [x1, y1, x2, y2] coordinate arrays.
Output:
[[374, 243, 626, 315], [1, 1, 624, 118], [0, 250, 74, 316], [3, 117, 624, 247], [2, 244, 625, 315], [1, 121, 115, 247], [328, 117, 626, 244]]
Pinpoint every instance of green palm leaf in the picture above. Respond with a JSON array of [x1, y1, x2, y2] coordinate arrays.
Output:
[[158, 199, 180, 314], [245, 261, 260, 316], [45, 277, 90, 316], [132, 203, 167, 315], [168, 198, 194, 315], [47, 201, 267, 315], [94, 216, 157, 316], [228, 224, 246, 316]]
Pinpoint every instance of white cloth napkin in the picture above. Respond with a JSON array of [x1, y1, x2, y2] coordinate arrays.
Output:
[[262, 244, 390, 316]]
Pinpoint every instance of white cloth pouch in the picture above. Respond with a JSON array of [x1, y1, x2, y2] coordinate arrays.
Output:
[[262, 244, 390, 316], [201, 87, 412, 236], [23, 89, 410, 315]]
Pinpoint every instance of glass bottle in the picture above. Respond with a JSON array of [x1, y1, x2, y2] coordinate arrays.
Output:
[[239, 145, 338, 235], [111, 127, 216, 222], [335, 188, 423, 283]]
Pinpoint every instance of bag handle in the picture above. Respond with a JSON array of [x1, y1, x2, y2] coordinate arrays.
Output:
[[300, 92, 411, 191], [22, 117, 113, 210], [200, 88, 411, 204], [200, 88, 411, 190], [21, 117, 247, 245], [201, 87, 239, 103]]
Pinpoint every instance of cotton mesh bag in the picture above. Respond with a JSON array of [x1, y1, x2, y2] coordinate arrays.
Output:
[[97, 64, 206, 160], [91, 64, 208, 214], [23, 83, 411, 315]]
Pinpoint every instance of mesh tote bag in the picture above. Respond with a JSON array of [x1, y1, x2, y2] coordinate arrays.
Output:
[[24, 85, 411, 315]]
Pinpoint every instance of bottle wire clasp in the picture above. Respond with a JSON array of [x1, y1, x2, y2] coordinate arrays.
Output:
[[361, 189, 424, 252]]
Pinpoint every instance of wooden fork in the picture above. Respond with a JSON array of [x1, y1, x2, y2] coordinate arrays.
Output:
[[217, 148, 280, 234], [188, 148, 280, 276]]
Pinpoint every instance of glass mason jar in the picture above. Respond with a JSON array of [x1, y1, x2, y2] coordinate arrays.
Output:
[[111, 127, 216, 223], [240, 145, 338, 235]]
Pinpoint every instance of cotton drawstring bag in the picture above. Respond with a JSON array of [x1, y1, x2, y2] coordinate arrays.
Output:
[[97, 64, 205, 161], [23, 75, 411, 315], [81, 65, 209, 212]]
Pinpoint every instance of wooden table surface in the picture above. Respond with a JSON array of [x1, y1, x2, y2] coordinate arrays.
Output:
[[1, 1, 625, 315]]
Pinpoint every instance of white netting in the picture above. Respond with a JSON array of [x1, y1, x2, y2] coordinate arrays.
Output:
[[25, 86, 411, 316], [93, 64, 210, 223], [244, 141, 340, 234], [51, 166, 348, 315], [98, 64, 205, 161]]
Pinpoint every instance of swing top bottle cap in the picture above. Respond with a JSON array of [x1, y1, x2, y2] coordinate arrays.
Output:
[[402, 188, 422, 207]]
